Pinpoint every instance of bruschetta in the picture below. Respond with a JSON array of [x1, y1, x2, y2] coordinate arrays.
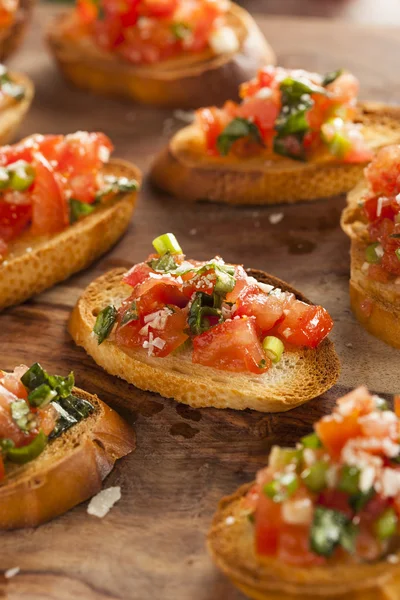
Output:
[[208, 387, 400, 599], [0, 0, 34, 61], [151, 67, 400, 204], [341, 145, 400, 348], [0, 64, 33, 146], [46, 0, 275, 109], [69, 233, 339, 412], [0, 131, 141, 310], [0, 362, 135, 529]]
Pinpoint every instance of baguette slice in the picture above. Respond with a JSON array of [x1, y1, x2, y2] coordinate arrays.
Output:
[[208, 484, 400, 600], [341, 180, 400, 348], [0, 0, 34, 62], [0, 159, 141, 311], [0, 386, 136, 529], [68, 267, 340, 413], [46, 3, 275, 109], [151, 103, 400, 205], [0, 71, 34, 145]]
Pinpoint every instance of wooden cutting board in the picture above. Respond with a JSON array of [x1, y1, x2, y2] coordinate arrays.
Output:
[[1, 6, 400, 600]]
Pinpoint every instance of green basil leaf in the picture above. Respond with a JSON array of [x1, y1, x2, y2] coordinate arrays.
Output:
[[93, 305, 117, 344], [310, 507, 357, 557], [70, 198, 96, 223], [149, 252, 178, 273], [322, 69, 344, 87], [217, 118, 264, 156], [188, 292, 223, 335], [121, 300, 139, 327]]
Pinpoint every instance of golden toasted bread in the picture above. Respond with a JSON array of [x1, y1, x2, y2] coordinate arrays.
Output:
[[0, 386, 136, 530], [68, 267, 339, 413], [46, 3, 275, 109], [0, 0, 34, 61], [0, 159, 141, 311], [151, 103, 400, 205], [208, 484, 400, 600]]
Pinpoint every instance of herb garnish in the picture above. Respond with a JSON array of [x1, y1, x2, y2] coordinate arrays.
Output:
[[93, 305, 117, 344], [310, 507, 358, 556], [188, 292, 223, 335], [322, 69, 343, 87], [217, 118, 264, 156], [170, 22, 191, 40]]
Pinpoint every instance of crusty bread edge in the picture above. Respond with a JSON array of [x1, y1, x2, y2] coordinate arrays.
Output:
[[207, 483, 400, 599], [0, 158, 141, 311], [46, 3, 276, 109], [0, 386, 136, 529], [68, 267, 340, 413], [150, 103, 400, 205]]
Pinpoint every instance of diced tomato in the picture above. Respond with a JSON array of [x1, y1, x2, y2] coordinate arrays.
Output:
[[365, 145, 400, 197], [140, 0, 178, 18], [115, 313, 144, 349], [0, 366, 28, 400], [278, 523, 326, 566], [195, 107, 227, 155], [181, 268, 216, 297], [237, 97, 279, 140], [317, 489, 353, 519], [255, 485, 282, 555], [0, 237, 7, 259], [316, 411, 362, 460], [123, 263, 154, 288], [135, 277, 188, 311], [276, 303, 333, 348], [225, 265, 249, 303], [236, 285, 283, 333], [326, 72, 359, 104], [77, 0, 98, 24], [150, 308, 188, 357], [0, 383, 31, 447], [192, 318, 270, 374], [37, 404, 57, 436], [0, 201, 32, 242], [30, 154, 69, 236], [243, 483, 260, 512]]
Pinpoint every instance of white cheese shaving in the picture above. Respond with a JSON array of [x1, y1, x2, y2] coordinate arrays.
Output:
[[359, 465, 376, 493], [282, 328, 292, 339], [142, 333, 166, 356], [245, 276, 274, 294], [380, 469, 400, 498], [387, 554, 400, 564], [326, 465, 339, 488], [87, 486, 121, 518], [376, 197, 384, 217], [396, 193, 400, 205], [375, 244, 384, 258], [269, 212, 284, 225], [98, 145, 110, 163], [282, 498, 313, 525], [209, 26, 239, 55], [4, 567, 20, 579], [361, 261, 370, 274]]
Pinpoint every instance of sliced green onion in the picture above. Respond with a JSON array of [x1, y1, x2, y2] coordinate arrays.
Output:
[[338, 465, 360, 496], [263, 472, 299, 502], [0, 166, 10, 189], [70, 198, 96, 223], [10, 399, 30, 430], [7, 160, 35, 191], [0, 438, 14, 453], [374, 508, 398, 540], [262, 336, 284, 364], [7, 430, 47, 464], [28, 383, 57, 408], [93, 305, 117, 344], [301, 432, 322, 449], [21, 362, 47, 390], [149, 252, 178, 273], [325, 129, 352, 159], [302, 460, 329, 492], [365, 243, 381, 264], [214, 265, 236, 295], [152, 233, 182, 256], [95, 175, 138, 201], [268, 446, 303, 470]]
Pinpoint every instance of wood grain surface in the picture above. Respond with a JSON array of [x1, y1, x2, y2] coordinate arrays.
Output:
[[1, 5, 400, 600]]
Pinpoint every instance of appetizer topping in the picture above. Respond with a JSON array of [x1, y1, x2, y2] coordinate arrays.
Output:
[[0, 1, 18, 30], [196, 66, 372, 163], [358, 145, 400, 282], [74, 0, 236, 65], [0, 132, 138, 263], [243, 387, 400, 566], [93, 233, 333, 375], [0, 363, 95, 479], [0, 64, 26, 108]]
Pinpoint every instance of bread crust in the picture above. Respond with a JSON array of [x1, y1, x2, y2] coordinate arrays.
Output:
[[68, 267, 340, 413], [0, 158, 141, 311], [0, 387, 136, 529], [208, 484, 400, 599], [0, 0, 34, 61], [0, 71, 34, 146], [151, 103, 400, 205], [341, 180, 400, 348], [46, 3, 276, 109]]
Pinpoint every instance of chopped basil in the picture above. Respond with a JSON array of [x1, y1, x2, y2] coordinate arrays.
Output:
[[188, 292, 223, 335], [96, 175, 138, 201], [310, 507, 358, 557], [0, 66, 25, 100], [274, 76, 325, 160], [170, 22, 191, 40], [349, 487, 375, 513], [70, 198, 96, 223], [149, 252, 178, 273], [93, 305, 117, 344], [28, 383, 57, 407], [217, 118, 264, 156], [49, 395, 95, 440], [258, 359, 267, 369], [21, 363, 75, 406], [120, 300, 139, 327], [322, 69, 343, 87]]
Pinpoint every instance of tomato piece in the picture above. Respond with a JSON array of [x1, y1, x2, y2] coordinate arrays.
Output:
[[225, 266, 249, 303], [192, 318, 270, 374], [276, 303, 333, 348], [365, 145, 400, 197], [236, 285, 284, 333], [317, 489, 353, 519], [0, 383, 31, 447], [181, 268, 216, 298], [150, 309, 188, 357], [123, 263, 154, 288], [30, 154, 69, 235], [278, 523, 326, 566], [115, 314, 144, 349], [0, 201, 32, 242], [326, 72, 359, 104], [237, 97, 279, 140], [135, 278, 188, 311], [255, 486, 282, 556], [0, 366, 28, 400], [196, 107, 228, 155], [77, 0, 98, 24], [316, 411, 362, 460]]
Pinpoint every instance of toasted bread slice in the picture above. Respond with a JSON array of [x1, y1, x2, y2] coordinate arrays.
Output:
[[208, 484, 400, 600], [341, 180, 400, 348], [46, 3, 275, 109], [68, 267, 339, 413], [151, 103, 400, 205], [0, 386, 136, 529], [0, 159, 141, 311], [0, 71, 34, 145], [0, 0, 34, 61]]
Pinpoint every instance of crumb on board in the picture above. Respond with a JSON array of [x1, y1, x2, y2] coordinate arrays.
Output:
[[87, 486, 121, 519], [4, 567, 20, 579], [269, 213, 284, 225]]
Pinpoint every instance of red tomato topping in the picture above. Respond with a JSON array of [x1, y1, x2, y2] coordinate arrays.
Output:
[[0, 202, 32, 241], [316, 411, 362, 460], [30, 154, 69, 236], [192, 318, 270, 375], [276, 303, 333, 349], [236, 286, 283, 333]]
